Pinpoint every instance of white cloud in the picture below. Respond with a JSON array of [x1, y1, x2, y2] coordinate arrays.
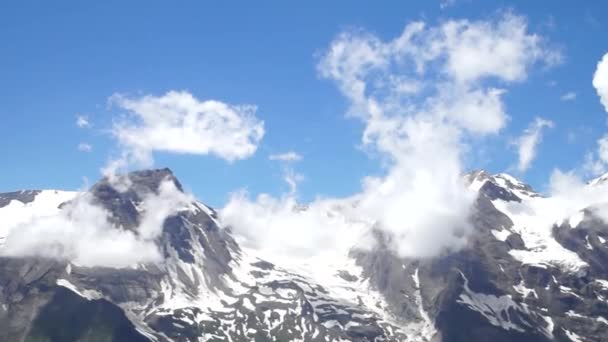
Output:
[[432, 85, 507, 134], [544, 53, 608, 228], [269, 152, 303, 194], [547, 169, 608, 226], [485, 169, 608, 267], [269, 151, 302, 162], [1, 179, 191, 268], [354, 122, 477, 257], [514, 117, 554, 173], [439, 14, 561, 83], [109, 91, 265, 169], [283, 169, 304, 195], [584, 135, 608, 176], [440, 0, 456, 9], [585, 53, 608, 176], [77, 142, 92, 152], [593, 53, 608, 111], [222, 13, 557, 260], [221, 194, 370, 262], [317, 13, 556, 257], [560, 91, 577, 101], [597, 135, 608, 166], [317, 13, 557, 136], [76, 115, 90, 128]]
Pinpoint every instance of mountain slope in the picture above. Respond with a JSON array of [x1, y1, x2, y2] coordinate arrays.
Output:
[[1, 169, 608, 341]]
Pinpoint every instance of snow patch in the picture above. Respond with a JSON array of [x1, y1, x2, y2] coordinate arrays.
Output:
[[56, 279, 102, 300], [457, 272, 530, 333], [0, 190, 78, 245], [564, 329, 584, 342], [513, 280, 537, 299], [492, 229, 511, 241], [492, 198, 588, 273]]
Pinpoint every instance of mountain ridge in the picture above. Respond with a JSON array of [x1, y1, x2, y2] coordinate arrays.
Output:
[[1, 168, 608, 341]]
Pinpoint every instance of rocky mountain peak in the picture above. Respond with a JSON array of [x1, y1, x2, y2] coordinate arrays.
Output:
[[588, 171, 608, 187], [92, 168, 182, 197], [3, 169, 608, 341], [86, 168, 184, 230], [466, 169, 539, 202], [0, 190, 41, 207]]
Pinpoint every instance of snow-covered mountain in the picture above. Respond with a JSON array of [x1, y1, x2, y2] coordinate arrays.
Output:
[[2, 168, 608, 341]]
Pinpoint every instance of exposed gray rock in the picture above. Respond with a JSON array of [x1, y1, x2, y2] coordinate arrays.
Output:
[[0, 190, 41, 208], [2, 169, 608, 341]]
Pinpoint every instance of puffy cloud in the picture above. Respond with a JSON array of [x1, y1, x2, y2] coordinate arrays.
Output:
[[432, 86, 507, 134], [317, 13, 557, 137], [76, 115, 90, 128], [560, 91, 577, 101], [514, 117, 554, 173], [354, 122, 476, 257], [222, 13, 557, 260], [593, 53, 608, 112], [547, 169, 608, 225], [584, 135, 608, 176], [223, 122, 475, 259], [77, 142, 92, 152], [439, 14, 561, 83], [269, 151, 302, 162], [543, 60, 608, 227], [1, 179, 191, 268], [316, 13, 555, 256], [109, 91, 265, 167], [585, 53, 608, 175], [221, 194, 370, 262]]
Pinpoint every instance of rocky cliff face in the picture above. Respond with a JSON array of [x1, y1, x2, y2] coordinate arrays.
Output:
[[1, 169, 608, 341]]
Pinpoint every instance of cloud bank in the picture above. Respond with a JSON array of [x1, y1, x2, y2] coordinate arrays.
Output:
[[221, 13, 558, 260], [547, 170, 608, 226], [1, 179, 190, 268], [221, 194, 371, 262]]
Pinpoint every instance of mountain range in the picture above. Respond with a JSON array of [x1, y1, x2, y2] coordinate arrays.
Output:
[[1, 168, 608, 341]]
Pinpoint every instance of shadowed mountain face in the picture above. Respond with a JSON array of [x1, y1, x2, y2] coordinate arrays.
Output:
[[1, 169, 608, 341], [26, 287, 149, 342]]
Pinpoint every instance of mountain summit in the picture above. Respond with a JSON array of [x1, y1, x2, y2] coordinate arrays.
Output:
[[1, 169, 608, 341]]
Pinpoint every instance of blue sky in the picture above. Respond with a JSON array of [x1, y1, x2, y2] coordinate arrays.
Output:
[[1, 1, 607, 207]]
